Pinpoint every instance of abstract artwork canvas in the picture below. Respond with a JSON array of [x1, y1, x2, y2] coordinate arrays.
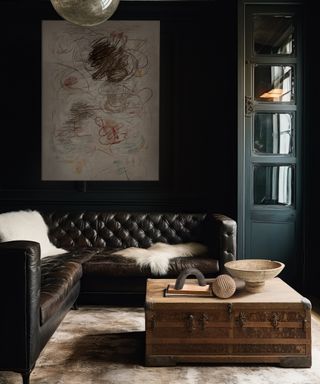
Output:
[[42, 20, 159, 180]]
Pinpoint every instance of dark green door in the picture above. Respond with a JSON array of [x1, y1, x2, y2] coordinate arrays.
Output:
[[238, 2, 303, 287]]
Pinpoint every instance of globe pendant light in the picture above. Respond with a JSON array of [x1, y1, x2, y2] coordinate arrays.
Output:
[[50, 0, 120, 27]]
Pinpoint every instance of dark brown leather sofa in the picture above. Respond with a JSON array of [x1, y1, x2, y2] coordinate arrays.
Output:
[[0, 211, 236, 384]]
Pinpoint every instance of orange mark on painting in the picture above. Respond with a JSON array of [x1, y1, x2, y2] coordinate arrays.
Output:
[[64, 76, 78, 88], [95, 117, 128, 145], [74, 159, 85, 174]]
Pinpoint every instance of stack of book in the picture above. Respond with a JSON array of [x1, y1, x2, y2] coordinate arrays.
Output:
[[164, 282, 213, 297]]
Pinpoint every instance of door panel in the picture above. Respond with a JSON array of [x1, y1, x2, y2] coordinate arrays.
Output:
[[239, 2, 302, 287], [250, 221, 296, 281]]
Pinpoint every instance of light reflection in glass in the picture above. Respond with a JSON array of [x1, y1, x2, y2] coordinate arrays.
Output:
[[255, 65, 294, 102], [254, 113, 293, 154], [254, 15, 295, 55], [254, 165, 294, 206]]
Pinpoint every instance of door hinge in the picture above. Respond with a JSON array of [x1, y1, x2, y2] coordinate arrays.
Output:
[[245, 96, 254, 116]]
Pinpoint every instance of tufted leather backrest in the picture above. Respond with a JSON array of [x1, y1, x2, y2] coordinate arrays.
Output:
[[43, 212, 208, 250]]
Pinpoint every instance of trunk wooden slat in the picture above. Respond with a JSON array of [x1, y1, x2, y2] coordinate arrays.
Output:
[[145, 278, 311, 367]]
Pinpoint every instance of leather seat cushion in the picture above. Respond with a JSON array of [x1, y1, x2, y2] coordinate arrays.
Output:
[[40, 253, 86, 325], [82, 248, 219, 278], [40, 247, 219, 322], [80, 249, 219, 297]]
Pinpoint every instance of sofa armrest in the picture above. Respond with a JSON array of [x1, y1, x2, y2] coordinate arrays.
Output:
[[0, 241, 41, 373], [210, 214, 237, 274]]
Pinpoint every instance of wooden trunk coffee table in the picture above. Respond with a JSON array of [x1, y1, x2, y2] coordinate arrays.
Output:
[[145, 278, 311, 367]]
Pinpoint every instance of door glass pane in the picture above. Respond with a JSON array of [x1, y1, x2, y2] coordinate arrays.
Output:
[[253, 15, 295, 55], [254, 165, 294, 206], [254, 65, 294, 102], [254, 113, 293, 154]]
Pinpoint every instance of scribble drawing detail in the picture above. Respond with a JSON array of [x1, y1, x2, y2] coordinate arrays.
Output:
[[42, 21, 159, 180]]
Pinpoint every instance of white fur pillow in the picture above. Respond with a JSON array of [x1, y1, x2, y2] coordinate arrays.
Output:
[[0, 210, 67, 258]]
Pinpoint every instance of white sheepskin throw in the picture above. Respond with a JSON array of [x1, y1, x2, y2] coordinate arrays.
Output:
[[0, 210, 67, 258], [112, 242, 208, 275]]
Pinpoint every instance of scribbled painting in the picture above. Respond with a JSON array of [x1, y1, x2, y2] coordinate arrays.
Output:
[[42, 21, 159, 180]]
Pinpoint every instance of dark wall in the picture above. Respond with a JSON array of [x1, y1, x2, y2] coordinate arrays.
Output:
[[303, 2, 318, 296], [0, 1, 317, 294], [0, 0, 237, 215]]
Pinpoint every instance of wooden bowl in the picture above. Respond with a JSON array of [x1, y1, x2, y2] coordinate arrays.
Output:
[[224, 259, 285, 293]]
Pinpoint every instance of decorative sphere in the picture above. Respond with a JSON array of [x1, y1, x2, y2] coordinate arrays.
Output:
[[211, 274, 236, 299], [50, 0, 120, 27]]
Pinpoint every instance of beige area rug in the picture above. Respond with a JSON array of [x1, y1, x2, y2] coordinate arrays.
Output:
[[1, 307, 320, 384]]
